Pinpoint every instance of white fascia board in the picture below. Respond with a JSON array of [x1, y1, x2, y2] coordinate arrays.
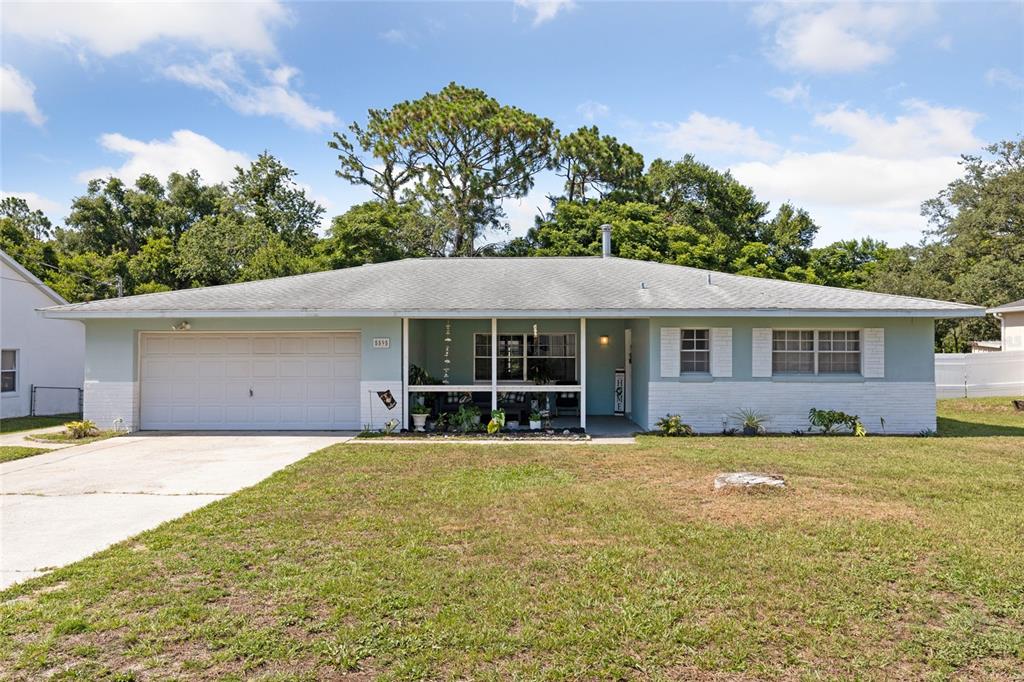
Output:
[[40, 306, 986, 320]]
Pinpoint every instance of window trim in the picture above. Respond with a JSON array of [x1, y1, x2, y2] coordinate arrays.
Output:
[[1, 348, 18, 395], [679, 328, 711, 375], [771, 329, 863, 376], [473, 332, 578, 384]]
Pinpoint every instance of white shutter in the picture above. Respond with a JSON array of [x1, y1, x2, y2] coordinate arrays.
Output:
[[710, 327, 733, 377], [862, 328, 885, 377], [660, 327, 681, 377], [752, 328, 773, 377]]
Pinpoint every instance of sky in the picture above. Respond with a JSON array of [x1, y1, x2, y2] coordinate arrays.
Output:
[[1, 0, 1022, 248]]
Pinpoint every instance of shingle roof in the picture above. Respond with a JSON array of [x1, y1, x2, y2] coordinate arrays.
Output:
[[41, 257, 985, 319], [988, 298, 1024, 314]]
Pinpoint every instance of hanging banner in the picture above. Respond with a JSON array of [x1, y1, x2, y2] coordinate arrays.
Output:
[[613, 368, 625, 415], [377, 390, 397, 410]]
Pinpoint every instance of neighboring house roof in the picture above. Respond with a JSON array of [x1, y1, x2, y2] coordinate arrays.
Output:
[[970, 340, 1002, 350], [40, 256, 985, 319], [988, 298, 1024, 314], [0, 249, 67, 306]]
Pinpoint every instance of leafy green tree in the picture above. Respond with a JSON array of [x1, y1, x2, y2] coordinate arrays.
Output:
[[175, 213, 272, 286], [238, 234, 315, 282], [329, 109, 423, 203], [808, 238, 892, 289], [317, 200, 442, 269], [555, 126, 645, 202], [332, 83, 557, 254], [63, 175, 167, 256], [0, 197, 59, 278], [229, 153, 324, 254]]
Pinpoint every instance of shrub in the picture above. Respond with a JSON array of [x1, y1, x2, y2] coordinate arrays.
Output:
[[63, 420, 98, 439], [450, 405, 482, 432], [731, 409, 768, 435], [655, 414, 694, 436], [487, 408, 506, 435], [808, 408, 866, 436]]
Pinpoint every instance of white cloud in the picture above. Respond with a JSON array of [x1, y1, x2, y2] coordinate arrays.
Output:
[[576, 100, 610, 121], [163, 53, 337, 131], [935, 35, 953, 51], [77, 130, 249, 185], [514, 0, 576, 26], [380, 29, 412, 46], [652, 112, 780, 160], [2, 1, 287, 57], [753, 2, 924, 73], [985, 67, 1024, 90], [0, 191, 61, 214], [729, 100, 983, 244], [813, 100, 982, 159], [0, 64, 45, 126], [768, 82, 810, 105]]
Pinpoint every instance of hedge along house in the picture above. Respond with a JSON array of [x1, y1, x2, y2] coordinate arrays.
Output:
[[41, 234, 983, 435]]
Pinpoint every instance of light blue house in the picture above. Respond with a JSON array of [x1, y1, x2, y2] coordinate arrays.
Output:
[[43, 239, 983, 434]]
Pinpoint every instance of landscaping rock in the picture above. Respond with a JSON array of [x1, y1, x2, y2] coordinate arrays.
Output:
[[713, 472, 786, 492]]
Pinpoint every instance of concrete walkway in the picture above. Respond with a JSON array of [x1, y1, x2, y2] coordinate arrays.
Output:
[[0, 432, 353, 589], [0, 425, 70, 450]]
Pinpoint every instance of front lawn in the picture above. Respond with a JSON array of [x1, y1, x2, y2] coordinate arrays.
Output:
[[27, 430, 119, 446], [0, 446, 49, 464], [0, 414, 79, 434], [1, 399, 1021, 679]]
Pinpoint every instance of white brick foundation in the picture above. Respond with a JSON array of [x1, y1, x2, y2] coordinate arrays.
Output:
[[83, 380, 138, 432], [648, 381, 936, 435]]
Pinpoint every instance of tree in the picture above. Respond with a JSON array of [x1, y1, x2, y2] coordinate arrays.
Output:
[[63, 175, 166, 256], [329, 109, 423, 203], [229, 152, 324, 253], [176, 212, 272, 287], [331, 83, 557, 255], [317, 200, 442, 269], [0, 197, 58, 278], [554, 126, 645, 202]]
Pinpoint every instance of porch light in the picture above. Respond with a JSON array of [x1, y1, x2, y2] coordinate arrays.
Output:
[[599, 335, 610, 346]]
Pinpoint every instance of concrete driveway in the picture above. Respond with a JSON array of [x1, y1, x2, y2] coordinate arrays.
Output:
[[1, 432, 353, 589]]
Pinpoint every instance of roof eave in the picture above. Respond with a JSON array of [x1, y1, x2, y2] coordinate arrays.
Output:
[[40, 306, 987, 320]]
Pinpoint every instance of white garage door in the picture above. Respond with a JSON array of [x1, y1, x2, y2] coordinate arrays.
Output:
[[140, 332, 361, 430]]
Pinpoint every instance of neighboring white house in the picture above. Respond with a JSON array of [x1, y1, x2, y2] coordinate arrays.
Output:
[[1, 250, 85, 418], [988, 298, 1024, 352]]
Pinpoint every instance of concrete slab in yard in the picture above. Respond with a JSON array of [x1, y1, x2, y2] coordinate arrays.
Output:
[[0, 432, 353, 589]]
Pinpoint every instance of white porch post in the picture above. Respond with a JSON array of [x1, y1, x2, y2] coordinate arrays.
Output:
[[401, 317, 409, 430], [490, 317, 498, 412], [580, 317, 587, 431]]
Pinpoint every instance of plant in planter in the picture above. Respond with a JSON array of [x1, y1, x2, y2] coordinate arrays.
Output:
[[487, 408, 506, 434], [731, 408, 767, 436], [529, 410, 543, 430], [410, 402, 431, 432], [63, 420, 98, 439], [450, 404, 482, 432]]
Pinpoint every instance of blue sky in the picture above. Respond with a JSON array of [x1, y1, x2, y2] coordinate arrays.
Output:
[[2, 1, 1022, 247]]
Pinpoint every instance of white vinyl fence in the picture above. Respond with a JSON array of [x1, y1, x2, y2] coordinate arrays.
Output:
[[935, 352, 1024, 398]]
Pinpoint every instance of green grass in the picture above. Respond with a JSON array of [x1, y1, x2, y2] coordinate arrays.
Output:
[[1, 399, 1021, 680], [28, 430, 119, 446], [0, 414, 79, 434], [0, 446, 49, 463], [938, 396, 1024, 436]]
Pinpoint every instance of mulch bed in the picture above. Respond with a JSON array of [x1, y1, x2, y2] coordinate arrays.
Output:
[[357, 428, 589, 441]]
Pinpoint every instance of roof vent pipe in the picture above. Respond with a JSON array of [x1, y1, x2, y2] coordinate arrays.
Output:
[[600, 224, 612, 258]]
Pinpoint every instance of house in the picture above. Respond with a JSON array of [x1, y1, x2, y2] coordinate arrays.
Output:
[[987, 299, 1024, 352], [1, 250, 85, 418], [40, 239, 984, 435]]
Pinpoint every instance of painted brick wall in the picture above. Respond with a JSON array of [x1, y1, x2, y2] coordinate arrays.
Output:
[[360, 380, 404, 430], [83, 380, 138, 431], [648, 380, 935, 434]]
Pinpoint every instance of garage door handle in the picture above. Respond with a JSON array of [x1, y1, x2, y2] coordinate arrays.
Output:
[[249, 387, 254, 397]]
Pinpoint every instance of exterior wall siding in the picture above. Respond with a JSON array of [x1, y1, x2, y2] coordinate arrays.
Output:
[[360, 380, 404, 430], [648, 380, 936, 434], [83, 380, 138, 431]]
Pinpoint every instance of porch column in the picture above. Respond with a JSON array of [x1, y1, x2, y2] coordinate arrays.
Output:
[[580, 317, 587, 431], [490, 318, 498, 412], [402, 317, 409, 430]]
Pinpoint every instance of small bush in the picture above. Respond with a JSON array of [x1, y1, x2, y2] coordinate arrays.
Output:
[[655, 414, 694, 436], [63, 420, 98, 439], [808, 408, 866, 436]]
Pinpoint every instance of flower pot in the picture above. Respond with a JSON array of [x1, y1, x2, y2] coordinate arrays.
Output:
[[506, 420, 519, 430], [742, 425, 758, 436], [471, 415, 481, 425], [529, 420, 542, 430], [411, 413, 428, 432]]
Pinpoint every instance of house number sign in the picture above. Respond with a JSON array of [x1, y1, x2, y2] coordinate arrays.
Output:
[[372, 337, 391, 349]]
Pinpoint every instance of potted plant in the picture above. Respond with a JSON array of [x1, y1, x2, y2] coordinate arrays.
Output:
[[487, 408, 506, 434], [410, 402, 431, 432], [529, 410, 543, 430], [732, 408, 767, 436]]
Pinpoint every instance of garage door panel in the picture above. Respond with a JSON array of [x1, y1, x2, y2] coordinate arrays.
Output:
[[141, 332, 361, 430]]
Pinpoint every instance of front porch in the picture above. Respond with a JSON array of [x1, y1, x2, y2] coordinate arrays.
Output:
[[401, 317, 642, 433]]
